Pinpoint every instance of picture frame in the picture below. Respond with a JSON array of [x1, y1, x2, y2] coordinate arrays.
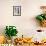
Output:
[[13, 6, 21, 16]]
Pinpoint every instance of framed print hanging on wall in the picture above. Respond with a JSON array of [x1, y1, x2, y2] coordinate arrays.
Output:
[[13, 6, 21, 16]]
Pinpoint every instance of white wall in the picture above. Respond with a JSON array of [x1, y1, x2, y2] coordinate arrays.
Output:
[[0, 0, 46, 38]]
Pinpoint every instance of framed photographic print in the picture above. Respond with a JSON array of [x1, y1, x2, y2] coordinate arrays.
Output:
[[13, 6, 21, 16]]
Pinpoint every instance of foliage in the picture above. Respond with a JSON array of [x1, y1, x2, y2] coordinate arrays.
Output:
[[36, 14, 46, 21], [5, 26, 18, 39]]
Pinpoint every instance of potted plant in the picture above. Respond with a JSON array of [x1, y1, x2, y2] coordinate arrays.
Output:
[[36, 6, 46, 27], [5, 26, 18, 43]]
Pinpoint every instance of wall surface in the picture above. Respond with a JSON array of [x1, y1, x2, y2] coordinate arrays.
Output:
[[0, 0, 46, 41]]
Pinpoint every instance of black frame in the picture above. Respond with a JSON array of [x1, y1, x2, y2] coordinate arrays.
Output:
[[13, 6, 21, 16]]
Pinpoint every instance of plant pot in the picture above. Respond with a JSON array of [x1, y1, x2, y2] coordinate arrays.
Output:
[[7, 39, 12, 44], [11, 36, 17, 44], [40, 20, 46, 27]]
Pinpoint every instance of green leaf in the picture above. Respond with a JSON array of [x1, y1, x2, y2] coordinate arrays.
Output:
[[36, 15, 44, 21], [44, 15, 46, 20]]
